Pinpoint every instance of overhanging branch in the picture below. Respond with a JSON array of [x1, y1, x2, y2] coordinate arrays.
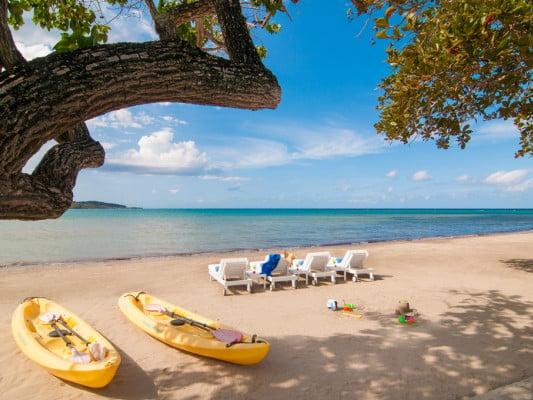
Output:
[[0, 39, 280, 174]]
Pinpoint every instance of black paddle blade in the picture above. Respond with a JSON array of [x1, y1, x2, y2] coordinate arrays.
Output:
[[49, 329, 71, 338], [170, 319, 186, 326]]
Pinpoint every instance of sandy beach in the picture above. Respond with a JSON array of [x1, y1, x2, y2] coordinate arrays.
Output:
[[1, 231, 532, 400]]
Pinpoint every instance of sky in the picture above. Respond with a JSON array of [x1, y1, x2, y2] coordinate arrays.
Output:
[[13, 2, 533, 208]]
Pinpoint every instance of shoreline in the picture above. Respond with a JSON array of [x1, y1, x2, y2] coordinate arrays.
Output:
[[3, 228, 533, 270]]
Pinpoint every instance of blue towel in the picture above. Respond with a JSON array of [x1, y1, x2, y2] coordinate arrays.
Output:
[[260, 254, 281, 276]]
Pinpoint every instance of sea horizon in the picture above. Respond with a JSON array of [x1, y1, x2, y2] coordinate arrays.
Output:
[[2, 208, 532, 266]]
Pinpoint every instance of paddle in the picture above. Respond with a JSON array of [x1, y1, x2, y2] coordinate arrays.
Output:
[[143, 304, 244, 346], [40, 312, 90, 363], [49, 329, 71, 338], [40, 312, 107, 362]]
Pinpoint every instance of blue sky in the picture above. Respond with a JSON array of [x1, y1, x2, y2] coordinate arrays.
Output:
[[15, 2, 532, 208]]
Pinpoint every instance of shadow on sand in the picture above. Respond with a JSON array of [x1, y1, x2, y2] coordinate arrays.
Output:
[[501, 258, 533, 273], [66, 345, 157, 400], [145, 290, 532, 400]]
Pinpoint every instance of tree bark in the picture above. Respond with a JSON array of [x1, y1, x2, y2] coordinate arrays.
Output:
[[214, 0, 262, 65], [0, 124, 104, 220], [0, 0, 24, 71], [167, 0, 216, 26]]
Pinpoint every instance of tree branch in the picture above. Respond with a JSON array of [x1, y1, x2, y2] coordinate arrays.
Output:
[[214, 0, 262, 65], [165, 0, 216, 26], [0, 40, 280, 175], [0, 0, 25, 71], [0, 130, 104, 220]]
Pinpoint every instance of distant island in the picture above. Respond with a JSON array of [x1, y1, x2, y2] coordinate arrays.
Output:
[[71, 201, 141, 209]]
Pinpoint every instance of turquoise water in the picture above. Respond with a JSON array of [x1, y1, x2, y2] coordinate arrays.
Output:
[[1, 209, 532, 265]]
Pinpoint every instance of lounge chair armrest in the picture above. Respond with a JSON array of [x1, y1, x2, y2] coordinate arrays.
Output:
[[208, 264, 221, 273], [249, 261, 264, 274], [291, 259, 304, 267]]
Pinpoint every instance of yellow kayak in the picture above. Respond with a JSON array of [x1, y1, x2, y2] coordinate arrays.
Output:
[[11, 297, 121, 388], [118, 292, 269, 365]]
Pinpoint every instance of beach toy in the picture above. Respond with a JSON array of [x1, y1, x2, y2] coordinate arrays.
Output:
[[340, 312, 362, 320], [327, 299, 338, 311], [343, 303, 356, 311], [398, 315, 416, 325]]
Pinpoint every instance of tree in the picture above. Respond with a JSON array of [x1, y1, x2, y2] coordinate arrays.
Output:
[[349, 0, 532, 157], [1, 0, 530, 221], [0, 0, 291, 220]]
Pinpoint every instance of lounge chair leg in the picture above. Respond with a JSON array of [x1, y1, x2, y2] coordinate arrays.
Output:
[[370, 273, 374, 281], [344, 271, 347, 281], [332, 276, 336, 284], [305, 275, 309, 285], [292, 280, 297, 289], [223, 288, 227, 296], [247, 284, 252, 293]]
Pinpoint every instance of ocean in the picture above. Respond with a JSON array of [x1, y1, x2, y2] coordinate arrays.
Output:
[[1, 208, 532, 266]]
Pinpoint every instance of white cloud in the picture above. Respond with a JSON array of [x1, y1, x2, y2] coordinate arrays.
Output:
[[387, 186, 393, 193], [11, 6, 156, 64], [200, 175, 248, 182], [209, 138, 290, 169], [169, 188, 180, 194], [456, 174, 470, 182], [484, 169, 529, 185], [337, 182, 351, 192], [100, 141, 116, 150], [136, 112, 155, 126], [14, 41, 52, 60], [162, 116, 188, 125], [107, 9, 157, 42], [411, 170, 431, 181], [291, 128, 381, 160], [478, 120, 517, 139], [11, 15, 59, 59], [386, 169, 397, 178], [209, 126, 383, 170], [107, 128, 209, 175], [88, 109, 154, 129], [505, 179, 533, 192]]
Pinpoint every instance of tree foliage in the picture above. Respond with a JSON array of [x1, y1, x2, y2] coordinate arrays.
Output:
[[7, 0, 289, 56], [350, 0, 532, 157]]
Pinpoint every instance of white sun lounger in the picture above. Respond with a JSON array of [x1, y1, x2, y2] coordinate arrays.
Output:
[[289, 251, 336, 285], [328, 250, 375, 282], [248, 255, 298, 291], [267, 256, 298, 290], [208, 258, 253, 295]]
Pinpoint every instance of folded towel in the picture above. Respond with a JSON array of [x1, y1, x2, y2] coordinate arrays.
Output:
[[260, 254, 281, 276]]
